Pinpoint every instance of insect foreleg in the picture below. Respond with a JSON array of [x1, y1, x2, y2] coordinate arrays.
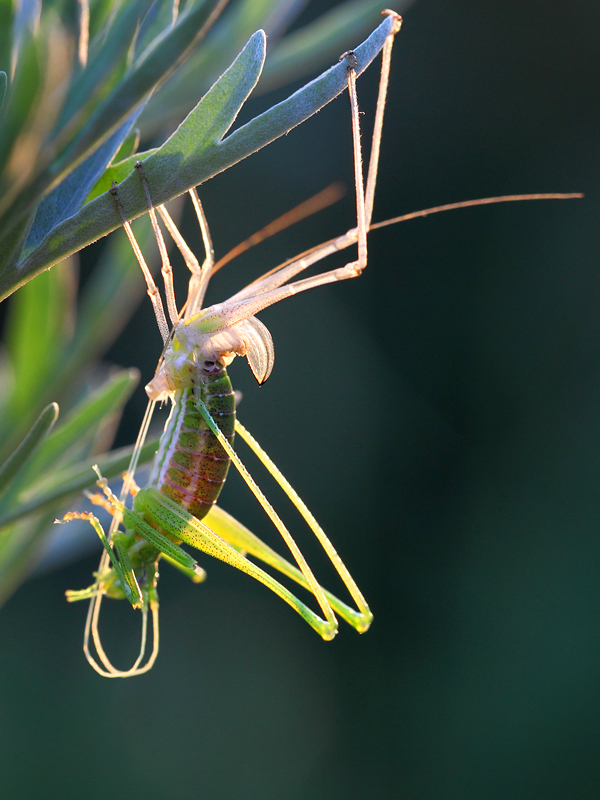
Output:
[[60, 511, 142, 607], [344, 50, 367, 276], [364, 11, 401, 227], [156, 188, 214, 317], [182, 17, 402, 332], [86, 590, 159, 679], [187, 187, 215, 314], [90, 472, 204, 577], [110, 182, 170, 342]]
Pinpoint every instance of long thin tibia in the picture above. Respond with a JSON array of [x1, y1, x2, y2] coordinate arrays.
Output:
[[213, 22, 402, 318], [190, 401, 347, 636], [234, 420, 371, 630], [187, 187, 215, 315], [75, 530, 159, 678], [192, 402, 372, 634], [61, 511, 141, 607], [203, 506, 366, 630], [220, 8, 399, 307], [156, 188, 215, 319], [135, 161, 179, 326], [346, 54, 367, 275], [202, 506, 364, 629], [110, 183, 170, 342], [364, 11, 402, 227], [79, 476, 339, 641], [86, 590, 160, 678]]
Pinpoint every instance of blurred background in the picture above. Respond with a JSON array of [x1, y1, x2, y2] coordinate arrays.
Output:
[[1, 0, 599, 797]]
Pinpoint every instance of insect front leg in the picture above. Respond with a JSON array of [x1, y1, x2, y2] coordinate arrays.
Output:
[[60, 511, 143, 607], [90, 470, 207, 580]]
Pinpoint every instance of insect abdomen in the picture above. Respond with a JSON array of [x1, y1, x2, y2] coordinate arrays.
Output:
[[150, 365, 235, 520]]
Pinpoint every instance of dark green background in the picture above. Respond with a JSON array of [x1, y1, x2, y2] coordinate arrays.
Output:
[[1, 1, 599, 798]]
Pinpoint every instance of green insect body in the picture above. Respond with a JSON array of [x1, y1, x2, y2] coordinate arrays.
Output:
[[99, 363, 235, 605]]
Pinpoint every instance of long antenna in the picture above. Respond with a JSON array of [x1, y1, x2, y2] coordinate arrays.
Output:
[[370, 193, 584, 231], [211, 183, 345, 276]]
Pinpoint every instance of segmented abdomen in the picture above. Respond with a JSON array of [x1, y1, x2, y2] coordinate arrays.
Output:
[[148, 365, 235, 520]]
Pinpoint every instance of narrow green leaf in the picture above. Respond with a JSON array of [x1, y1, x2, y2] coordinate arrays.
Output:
[[0, 510, 58, 609], [23, 111, 142, 254], [0, 403, 59, 498], [113, 127, 141, 163], [10, 0, 41, 73], [24, 368, 140, 479], [0, 0, 13, 76], [55, 0, 153, 132], [0, 437, 159, 529], [151, 28, 266, 161], [0, 70, 7, 110], [141, 0, 305, 132], [0, 27, 42, 183], [0, 211, 34, 279], [260, 0, 413, 93], [0, 369, 139, 520], [4, 14, 396, 301], [88, 0, 123, 42], [56, 0, 230, 171], [2, 258, 77, 447], [0, 0, 228, 259], [135, 0, 179, 58]]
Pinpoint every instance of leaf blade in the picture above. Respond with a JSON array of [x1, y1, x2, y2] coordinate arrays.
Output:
[[0, 403, 59, 498], [4, 14, 396, 301]]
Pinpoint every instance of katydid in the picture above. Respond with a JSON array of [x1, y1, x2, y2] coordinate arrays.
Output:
[[60, 10, 580, 678]]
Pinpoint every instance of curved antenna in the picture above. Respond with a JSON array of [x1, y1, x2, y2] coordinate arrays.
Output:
[[211, 183, 345, 277], [222, 192, 585, 301], [370, 193, 584, 231]]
